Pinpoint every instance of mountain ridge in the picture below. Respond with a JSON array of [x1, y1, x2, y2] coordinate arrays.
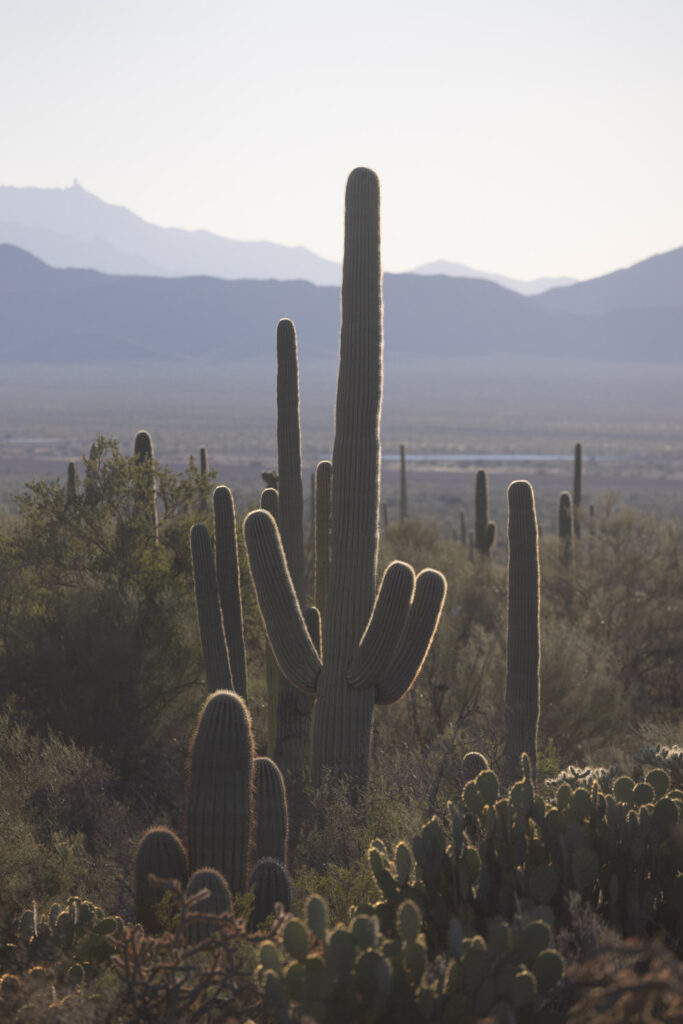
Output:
[[1, 243, 682, 366]]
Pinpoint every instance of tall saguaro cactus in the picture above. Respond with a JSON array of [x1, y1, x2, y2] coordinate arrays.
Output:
[[244, 168, 446, 790], [474, 469, 496, 556], [502, 481, 540, 787]]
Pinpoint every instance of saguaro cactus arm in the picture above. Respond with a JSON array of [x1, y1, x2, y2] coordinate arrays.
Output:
[[276, 318, 306, 602], [346, 561, 415, 691], [191, 523, 233, 692], [214, 486, 248, 699], [374, 569, 447, 705], [244, 509, 322, 694]]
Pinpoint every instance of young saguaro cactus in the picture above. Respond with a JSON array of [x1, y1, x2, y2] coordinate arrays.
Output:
[[502, 481, 541, 787], [186, 690, 254, 895], [399, 443, 408, 521], [244, 168, 446, 790], [558, 490, 573, 566], [474, 469, 496, 556], [134, 826, 188, 933]]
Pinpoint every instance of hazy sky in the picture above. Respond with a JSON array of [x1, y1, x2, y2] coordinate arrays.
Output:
[[3, 0, 682, 280]]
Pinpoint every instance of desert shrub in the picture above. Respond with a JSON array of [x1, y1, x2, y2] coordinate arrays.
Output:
[[0, 436, 210, 808], [0, 708, 138, 942]]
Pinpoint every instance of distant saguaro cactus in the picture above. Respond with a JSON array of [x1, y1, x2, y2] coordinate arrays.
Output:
[[502, 481, 540, 787], [558, 490, 573, 566], [199, 446, 208, 512], [399, 443, 408, 521], [66, 461, 77, 507], [244, 169, 446, 791], [474, 469, 496, 556], [133, 429, 158, 542], [573, 442, 582, 537]]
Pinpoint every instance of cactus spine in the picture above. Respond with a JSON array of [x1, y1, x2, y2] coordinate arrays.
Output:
[[474, 469, 496, 556], [502, 481, 540, 787], [244, 169, 446, 790], [573, 442, 582, 537], [399, 443, 408, 520], [186, 690, 254, 894], [558, 490, 573, 566]]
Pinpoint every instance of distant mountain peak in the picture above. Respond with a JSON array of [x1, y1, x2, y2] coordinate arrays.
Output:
[[0, 183, 342, 285]]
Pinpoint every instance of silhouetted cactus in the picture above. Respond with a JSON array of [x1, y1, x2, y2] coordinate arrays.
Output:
[[271, 318, 314, 775], [214, 485, 247, 698], [558, 490, 573, 565], [261, 487, 280, 757], [254, 757, 289, 866], [244, 169, 446, 790], [190, 523, 232, 693], [399, 443, 408, 521], [133, 429, 158, 542], [573, 441, 582, 537], [198, 446, 208, 512], [474, 469, 496, 555], [247, 858, 291, 930], [186, 690, 254, 894], [134, 826, 188, 933], [186, 867, 233, 943], [502, 481, 540, 786], [66, 461, 77, 506]]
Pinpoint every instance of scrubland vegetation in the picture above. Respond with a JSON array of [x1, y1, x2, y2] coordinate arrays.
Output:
[[0, 170, 681, 1021]]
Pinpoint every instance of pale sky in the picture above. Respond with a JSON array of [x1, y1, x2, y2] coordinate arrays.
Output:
[[2, 0, 682, 280]]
